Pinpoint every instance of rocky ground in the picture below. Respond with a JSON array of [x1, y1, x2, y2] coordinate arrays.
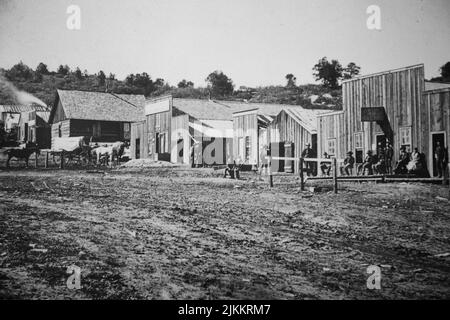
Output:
[[0, 159, 449, 299]]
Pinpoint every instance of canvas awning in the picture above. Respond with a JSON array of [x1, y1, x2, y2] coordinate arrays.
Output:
[[189, 120, 233, 138]]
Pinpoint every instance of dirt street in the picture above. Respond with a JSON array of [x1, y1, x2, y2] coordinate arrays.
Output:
[[1, 166, 449, 299]]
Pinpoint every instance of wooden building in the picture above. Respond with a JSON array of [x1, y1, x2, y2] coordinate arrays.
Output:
[[268, 108, 329, 173], [18, 110, 51, 148], [317, 64, 450, 175], [48, 90, 145, 148], [229, 102, 329, 169], [131, 95, 242, 166]]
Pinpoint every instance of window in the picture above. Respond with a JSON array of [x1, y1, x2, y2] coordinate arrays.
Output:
[[354, 132, 364, 149], [123, 123, 130, 132], [400, 127, 411, 149], [327, 139, 336, 156], [245, 136, 251, 161]]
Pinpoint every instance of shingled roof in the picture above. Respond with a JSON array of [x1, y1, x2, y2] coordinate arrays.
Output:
[[51, 89, 145, 123]]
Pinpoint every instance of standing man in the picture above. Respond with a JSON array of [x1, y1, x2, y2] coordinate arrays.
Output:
[[384, 140, 394, 174], [258, 145, 269, 177], [434, 141, 446, 178], [301, 143, 314, 175]]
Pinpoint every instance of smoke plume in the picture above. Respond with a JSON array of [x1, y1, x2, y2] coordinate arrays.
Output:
[[0, 74, 47, 108]]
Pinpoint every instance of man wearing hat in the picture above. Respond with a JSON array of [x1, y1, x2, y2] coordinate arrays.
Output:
[[320, 152, 332, 176], [357, 150, 374, 175], [384, 140, 394, 174], [394, 146, 410, 174], [301, 143, 315, 175], [341, 151, 355, 176]]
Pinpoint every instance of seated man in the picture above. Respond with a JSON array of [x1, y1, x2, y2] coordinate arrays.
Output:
[[341, 151, 355, 176], [320, 152, 332, 176], [373, 154, 386, 175], [357, 150, 374, 175], [394, 146, 410, 174]]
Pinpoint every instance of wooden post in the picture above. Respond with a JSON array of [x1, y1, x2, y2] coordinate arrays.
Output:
[[268, 156, 273, 188], [45, 151, 49, 168], [60, 151, 64, 169], [34, 151, 38, 168], [299, 157, 304, 191], [333, 157, 338, 194]]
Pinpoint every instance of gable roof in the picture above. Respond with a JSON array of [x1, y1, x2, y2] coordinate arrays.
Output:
[[51, 89, 145, 123], [283, 108, 329, 133]]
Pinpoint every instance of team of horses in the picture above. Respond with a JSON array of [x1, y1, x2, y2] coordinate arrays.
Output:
[[2, 137, 128, 168]]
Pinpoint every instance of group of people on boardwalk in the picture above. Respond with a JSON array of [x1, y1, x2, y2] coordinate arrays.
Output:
[[256, 140, 448, 178]]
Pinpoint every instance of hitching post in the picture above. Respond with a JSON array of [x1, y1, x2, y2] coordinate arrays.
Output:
[[268, 156, 273, 188], [45, 151, 49, 168], [34, 151, 38, 168], [60, 151, 64, 169], [333, 157, 338, 194], [299, 157, 304, 191]]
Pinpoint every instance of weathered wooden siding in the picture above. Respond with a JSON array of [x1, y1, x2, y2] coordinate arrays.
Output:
[[130, 122, 147, 159], [146, 110, 171, 157], [51, 120, 70, 148], [233, 112, 258, 164], [317, 111, 346, 160], [320, 65, 425, 166], [268, 110, 314, 173], [423, 88, 450, 171], [171, 114, 190, 164]]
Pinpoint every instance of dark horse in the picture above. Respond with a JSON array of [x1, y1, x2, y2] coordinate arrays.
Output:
[[4, 142, 40, 168]]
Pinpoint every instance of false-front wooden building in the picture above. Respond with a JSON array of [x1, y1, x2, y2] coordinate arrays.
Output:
[[18, 109, 51, 148], [317, 64, 450, 176], [229, 102, 329, 170], [130, 96, 242, 165], [49, 90, 145, 148]]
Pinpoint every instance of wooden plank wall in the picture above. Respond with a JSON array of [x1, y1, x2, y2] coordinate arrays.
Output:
[[171, 114, 190, 164], [422, 88, 450, 169], [320, 65, 425, 165], [146, 110, 171, 156], [50, 120, 70, 148], [233, 112, 258, 164], [268, 110, 314, 173], [317, 112, 346, 160], [130, 122, 146, 159]]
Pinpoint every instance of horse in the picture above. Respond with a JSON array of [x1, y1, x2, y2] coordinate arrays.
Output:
[[91, 141, 126, 166], [4, 142, 40, 168]]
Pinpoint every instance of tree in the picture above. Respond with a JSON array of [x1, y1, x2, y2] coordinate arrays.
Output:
[[312, 57, 343, 89], [7, 61, 33, 80], [343, 62, 361, 80], [35, 62, 49, 75], [125, 74, 135, 86], [57, 64, 70, 76], [440, 62, 450, 81], [97, 71, 106, 86], [285, 74, 297, 87], [108, 73, 116, 80], [178, 79, 194, 88], [74, 67, 83, 80], [205, 70, 234, 97]]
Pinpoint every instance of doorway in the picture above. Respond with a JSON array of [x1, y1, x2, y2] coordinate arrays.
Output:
[[376, 134, 386, 157], [431, 132, 446, 177]]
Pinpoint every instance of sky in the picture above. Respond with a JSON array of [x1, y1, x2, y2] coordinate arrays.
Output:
[[0, 0, 449, 88]]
